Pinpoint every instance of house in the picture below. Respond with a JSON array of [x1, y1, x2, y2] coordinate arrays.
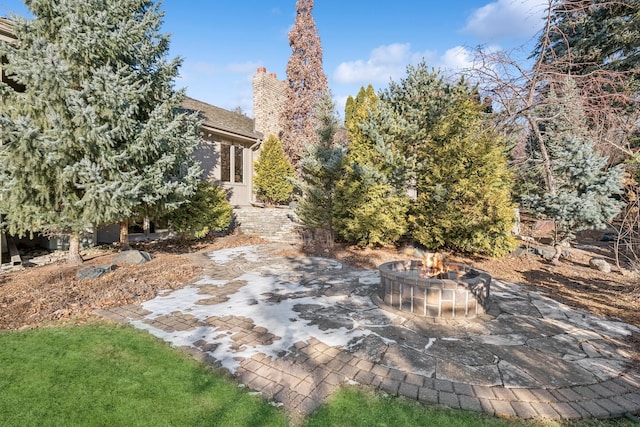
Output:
[[185, 67, 288, 207], [183, 97, 263, 207]]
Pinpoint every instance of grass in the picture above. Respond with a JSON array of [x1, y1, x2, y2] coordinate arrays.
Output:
[[305, 387, 637, 427], [0, 323, 636, 427], [0, 323, 285, 426], [305, 386, 539, 427]]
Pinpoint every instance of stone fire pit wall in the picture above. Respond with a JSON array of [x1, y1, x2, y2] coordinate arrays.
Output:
[[378, 260, 491, 318]]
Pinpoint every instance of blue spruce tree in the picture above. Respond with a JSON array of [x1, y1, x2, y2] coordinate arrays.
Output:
[[523, 79, 625, 262], [0, 0, 201, 263]]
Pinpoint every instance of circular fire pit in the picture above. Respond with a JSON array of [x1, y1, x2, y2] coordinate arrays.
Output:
[[377, 257, 491, 318]]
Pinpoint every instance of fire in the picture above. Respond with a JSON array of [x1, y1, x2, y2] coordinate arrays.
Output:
[[421, 252, 447, 277]]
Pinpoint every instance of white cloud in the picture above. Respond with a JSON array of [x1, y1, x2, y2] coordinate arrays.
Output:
[[439, 46, 475, 71], [462, 0, 548, 41], [333, 43, 435, 84]]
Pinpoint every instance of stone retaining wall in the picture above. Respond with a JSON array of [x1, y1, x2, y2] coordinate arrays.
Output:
[[233, 207, 307, 243]]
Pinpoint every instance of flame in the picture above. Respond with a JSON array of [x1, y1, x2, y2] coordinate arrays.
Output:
[[421, 252, 447, 277]]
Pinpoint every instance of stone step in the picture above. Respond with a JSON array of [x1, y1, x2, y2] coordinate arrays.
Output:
[[233, 207, 306, 243]]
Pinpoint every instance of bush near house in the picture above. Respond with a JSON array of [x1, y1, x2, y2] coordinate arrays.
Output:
[[253, 135, 295, 206], [163, 181, 232, 239]]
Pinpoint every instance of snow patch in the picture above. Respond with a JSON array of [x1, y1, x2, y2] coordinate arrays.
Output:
[[193, 276, 228, 286], [205, 245, 264, 264], [425, 337, 436, 350], [136, 271, 372, 373]]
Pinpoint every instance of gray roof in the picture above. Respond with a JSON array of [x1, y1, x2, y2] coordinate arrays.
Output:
[[181, 96, 262, 142]]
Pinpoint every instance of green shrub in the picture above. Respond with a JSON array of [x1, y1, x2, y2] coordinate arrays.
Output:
[[336, 86, 409, 247], [164, 181, 232, 239], [254, 135, 295, 206]]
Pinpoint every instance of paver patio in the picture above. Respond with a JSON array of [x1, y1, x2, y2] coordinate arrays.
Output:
[[96, 243, 640, 423]]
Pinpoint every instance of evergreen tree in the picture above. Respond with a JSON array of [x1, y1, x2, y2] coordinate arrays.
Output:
[[294, 92, 345, 249], [541, 0, 639, 82], [335, 86, 409, 247], [344, 85, 378, 164], [0, 0, 201, 264], [280, 0, 328, 166], [381, 63, 517, 256], [411, 93, 517, 256], [532, 0, 639, 156], [253, 135, 295, 206], [523, 80, 625, 262]]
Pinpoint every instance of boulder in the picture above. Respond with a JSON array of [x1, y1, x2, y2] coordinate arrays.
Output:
[[534, 246, 556, 260], [113, 250, 153, 265], [77, 264, 117, 280], [589, 257, 611, 273]]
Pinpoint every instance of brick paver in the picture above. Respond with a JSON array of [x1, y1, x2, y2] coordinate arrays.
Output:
[[511, 401, 539, 419], [398, 382, 419, 399], [418, 387, 439, 404]]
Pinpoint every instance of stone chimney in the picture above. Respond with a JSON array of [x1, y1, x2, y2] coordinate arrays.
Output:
[[252, 67, 287, 140]]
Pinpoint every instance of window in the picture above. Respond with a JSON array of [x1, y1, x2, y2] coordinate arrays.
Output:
[[220, 143, 244, 184], [221, 144, 231, 182], [234, 145, 244, 183]]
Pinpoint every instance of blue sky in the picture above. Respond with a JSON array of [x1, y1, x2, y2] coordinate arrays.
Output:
[[0, 0, 548, 118]]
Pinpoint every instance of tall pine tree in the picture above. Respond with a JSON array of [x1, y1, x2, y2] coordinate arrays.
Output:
[[0, 0, 201, 263], [532, 0, 639, 157], [280, 0, 328, 166], [541, 0, 639, 81], [294, 92, 345, 249]]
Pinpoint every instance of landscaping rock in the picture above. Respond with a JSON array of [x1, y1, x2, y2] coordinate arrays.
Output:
[[76, 264, 117, 280], [512, 246, 535, 257], [534, 246, 556, 260], [113, 250, 153, 265], [589, 257, 611, 273]]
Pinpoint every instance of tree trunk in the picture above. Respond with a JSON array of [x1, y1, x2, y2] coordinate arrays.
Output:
[[67, 233, 84, 265], [143, 216, 151, 239], [120, 220, 131, 251], [550, 244, 560, 264]]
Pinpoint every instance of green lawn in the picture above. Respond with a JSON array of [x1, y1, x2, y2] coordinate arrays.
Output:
[[0, 324, 635, 427], [0, 324, 285, 426], [305, 386, 536, 427]]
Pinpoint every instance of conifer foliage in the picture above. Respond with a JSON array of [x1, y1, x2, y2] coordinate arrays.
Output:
[[410, 94, 517, 256], [0, 0, 201, 264], [522, 80, 625, 262], [253, 135, 295, 206], [381, 63, 517, 256], [335, 85, 409, 247], [163, 181, 232, 240], [294, 93, 345, 249], [280, 0, 328, 166]]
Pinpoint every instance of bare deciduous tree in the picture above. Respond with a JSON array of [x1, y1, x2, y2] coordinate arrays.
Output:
[[466, 0, 637, 264]]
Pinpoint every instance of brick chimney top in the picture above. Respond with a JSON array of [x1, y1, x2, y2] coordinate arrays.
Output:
[[257, 67, 266, 73], [269, 72, 277, 78]]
